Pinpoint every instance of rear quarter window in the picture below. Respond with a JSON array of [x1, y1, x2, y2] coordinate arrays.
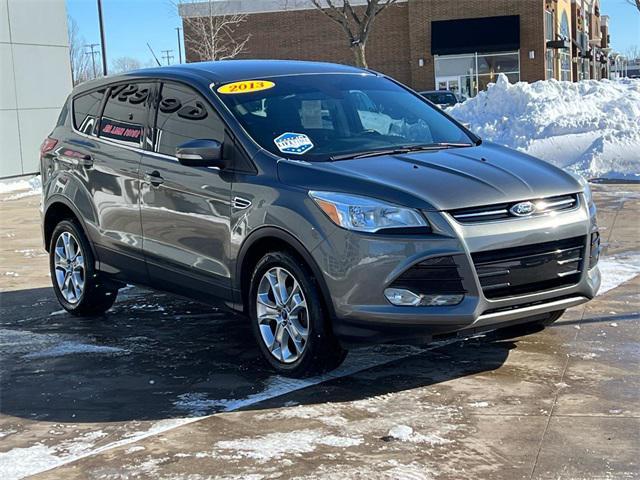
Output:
[[99, 83, 153, 147], [73, 88, 106, 134]]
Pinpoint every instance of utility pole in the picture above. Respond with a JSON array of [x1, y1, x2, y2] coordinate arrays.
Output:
[[97, 0, 108, 76], [175, 27, 183, 64], [161, 49, 174, 66], [85, 43, 100, 78]]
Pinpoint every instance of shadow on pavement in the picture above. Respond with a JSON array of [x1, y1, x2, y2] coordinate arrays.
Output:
[[0, 286, 518, 423]]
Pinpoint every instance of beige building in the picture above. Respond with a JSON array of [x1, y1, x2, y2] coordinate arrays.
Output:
[[0, 0, 72, 178]]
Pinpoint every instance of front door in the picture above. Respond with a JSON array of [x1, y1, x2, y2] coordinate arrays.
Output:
[[140, 81, 233, 301]]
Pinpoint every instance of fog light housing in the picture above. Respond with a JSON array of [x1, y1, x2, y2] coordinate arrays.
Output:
[[384, 288, 463, 306]]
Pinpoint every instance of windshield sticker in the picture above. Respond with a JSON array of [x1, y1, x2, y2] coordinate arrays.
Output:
[[274, 132, 314, 155], [217, 80, 275, 94]]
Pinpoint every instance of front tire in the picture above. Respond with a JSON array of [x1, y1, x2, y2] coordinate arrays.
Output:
[[249, 251, 346, 377], [49, 220, 118, 316]]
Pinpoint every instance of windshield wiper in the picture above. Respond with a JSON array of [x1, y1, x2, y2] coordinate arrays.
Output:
[[404, 142, 473, 150], [330, 148, 411, 161], [330, 142, 473, 161]]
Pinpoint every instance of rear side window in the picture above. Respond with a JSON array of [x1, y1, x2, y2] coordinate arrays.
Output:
[[154, 83, 224, 156], [73, 88, 105, 134], [99, 83, 153, 147]]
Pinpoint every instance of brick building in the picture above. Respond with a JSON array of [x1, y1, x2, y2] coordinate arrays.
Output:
[[179, 0, 613, 98]]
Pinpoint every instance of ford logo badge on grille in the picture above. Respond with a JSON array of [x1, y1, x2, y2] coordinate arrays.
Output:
[[510, 201, 536, 217]]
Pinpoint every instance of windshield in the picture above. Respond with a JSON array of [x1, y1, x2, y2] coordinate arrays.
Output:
[[215, 74, 473, 161]]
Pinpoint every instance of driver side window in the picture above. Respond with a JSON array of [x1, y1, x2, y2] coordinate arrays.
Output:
[[349, 90, 393, 136], [154, 83, 224, 157]]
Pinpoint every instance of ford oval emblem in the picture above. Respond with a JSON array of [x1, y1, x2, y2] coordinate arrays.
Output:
[[510, 201, 536, 217]]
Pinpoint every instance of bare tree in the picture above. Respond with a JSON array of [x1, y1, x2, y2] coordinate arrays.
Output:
[[177, 0, 251, 61], [310, 0, 398, 68], [67, 16, 92, 85], [626, 45, 640, 61], [624, 0, 640, 13], [110, 56, 144, 74]]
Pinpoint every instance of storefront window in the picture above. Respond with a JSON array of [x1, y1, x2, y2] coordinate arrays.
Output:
[[434, 51, 519, 98], [560, 12, 571, 81], [545, 10, 555, 79]]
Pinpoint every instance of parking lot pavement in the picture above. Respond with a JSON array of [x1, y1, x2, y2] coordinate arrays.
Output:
[[1, 184, 639, 480]]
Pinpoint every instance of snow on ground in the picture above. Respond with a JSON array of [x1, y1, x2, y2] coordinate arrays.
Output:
[[597, 252, 640, 295], [215, 429, 363, 461], [386, 425, 451, 445], [0, 176, 41, 200], [22, 341, 126, 359], [448, 75, 640, 180]]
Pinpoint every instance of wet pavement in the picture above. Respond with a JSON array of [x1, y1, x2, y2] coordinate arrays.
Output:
[[0, 184, 639, 479]]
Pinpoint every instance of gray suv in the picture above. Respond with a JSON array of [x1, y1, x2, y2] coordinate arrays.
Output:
[[40, 60, 601, 376]]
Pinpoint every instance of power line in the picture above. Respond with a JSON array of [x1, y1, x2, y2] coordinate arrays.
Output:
[[161, 49, 174, 66], [84, 43, 101, 78]]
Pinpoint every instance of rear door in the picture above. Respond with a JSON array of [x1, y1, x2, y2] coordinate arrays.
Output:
[[139, 81, 233, 302], [66, 82, 152, 283]]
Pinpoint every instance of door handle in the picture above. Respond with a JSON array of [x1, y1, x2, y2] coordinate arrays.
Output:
[[144, 170, 164, 186]]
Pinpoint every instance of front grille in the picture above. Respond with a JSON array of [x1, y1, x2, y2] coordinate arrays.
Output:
[[472, 236, 586, 299], [390, 256, 466, 295], [450, 194, 579, 224]]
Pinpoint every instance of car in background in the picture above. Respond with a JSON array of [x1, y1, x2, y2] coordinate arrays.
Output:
[[420, 90, 461, 108]]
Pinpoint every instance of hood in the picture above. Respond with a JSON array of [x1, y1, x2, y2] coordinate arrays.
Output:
[[277, 142, 582, 211]]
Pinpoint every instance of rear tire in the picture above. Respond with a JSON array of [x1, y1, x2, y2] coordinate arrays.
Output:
[[248, 251, 346, 377], [49, 220, 118, 316]]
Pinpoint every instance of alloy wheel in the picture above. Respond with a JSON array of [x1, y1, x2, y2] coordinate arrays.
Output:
[[54, 231, 85, 304], [256, 267, 310, 364]]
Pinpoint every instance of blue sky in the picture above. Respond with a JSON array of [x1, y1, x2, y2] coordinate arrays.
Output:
[[66, 0, 183, 67], [67, 0, 639, 69], [601, 0, 640, 55]]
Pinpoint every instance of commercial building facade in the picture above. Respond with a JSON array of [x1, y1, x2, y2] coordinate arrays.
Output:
[[0, 0, 72, 178], [180, 0, 614, 98]]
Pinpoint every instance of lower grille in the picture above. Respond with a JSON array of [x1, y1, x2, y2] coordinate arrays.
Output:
[[472, 236, 586, 299], [390, 256, 466, 295]]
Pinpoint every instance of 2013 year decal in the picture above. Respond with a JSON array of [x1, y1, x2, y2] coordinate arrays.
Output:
[[216, 80, 275, 94]]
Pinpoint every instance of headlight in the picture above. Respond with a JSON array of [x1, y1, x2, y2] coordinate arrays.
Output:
[[570, 172, 593, 206], [309, 191, 428, 233]]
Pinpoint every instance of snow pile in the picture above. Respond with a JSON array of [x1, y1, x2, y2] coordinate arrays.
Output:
[[0, 175, 42, 200], [449, 75, 640, 180]]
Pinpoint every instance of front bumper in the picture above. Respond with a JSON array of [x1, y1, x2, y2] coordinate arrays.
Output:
[[312, 195, 600, 344]]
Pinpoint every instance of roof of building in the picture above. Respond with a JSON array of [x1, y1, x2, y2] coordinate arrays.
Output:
[[179, 0, 407, 17]]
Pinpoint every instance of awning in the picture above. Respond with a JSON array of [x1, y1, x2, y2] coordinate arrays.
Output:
[[431, 15, 520, 55], [546, 39, 570, 49]]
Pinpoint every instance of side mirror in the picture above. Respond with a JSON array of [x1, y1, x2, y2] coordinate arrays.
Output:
[[176, 139, 224, 168]]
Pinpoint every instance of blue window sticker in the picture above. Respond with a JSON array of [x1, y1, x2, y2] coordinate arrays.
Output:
[[273, 132, 314, 155]]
